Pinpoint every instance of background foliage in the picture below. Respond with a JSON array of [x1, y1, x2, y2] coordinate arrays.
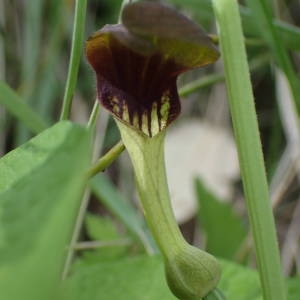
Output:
[[0, 0, 300, 299]]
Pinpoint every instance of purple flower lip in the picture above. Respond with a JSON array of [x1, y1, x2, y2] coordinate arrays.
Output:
[[86, 1, 219, 137]]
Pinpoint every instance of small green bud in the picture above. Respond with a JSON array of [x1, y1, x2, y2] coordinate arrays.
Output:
[[165, 244, 221, 300]]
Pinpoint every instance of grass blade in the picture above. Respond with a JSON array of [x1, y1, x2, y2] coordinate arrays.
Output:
[[0, 81, 47, 134], [60, 0, 88, 121], [90, 174, 156, 254], [167, 0, 300, 52], [245, 0, 300, 113], [14, 0, 45, 145], [211, 0, 286, 299], [35, 0, 66, 121], [20, 0, 44, 99], [179, 53, 270, 97]]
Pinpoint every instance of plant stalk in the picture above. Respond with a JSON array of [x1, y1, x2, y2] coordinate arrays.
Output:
[[87, 141, 125, 178], [212, 0, 286, 299], [60, 0, 87, 121]]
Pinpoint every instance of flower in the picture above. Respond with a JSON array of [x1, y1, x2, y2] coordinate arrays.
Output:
[[86, 1, 219, 137]]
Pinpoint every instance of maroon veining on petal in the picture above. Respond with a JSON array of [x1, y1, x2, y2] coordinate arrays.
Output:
[[86, 24, 183, 137], [86, 2, 219, 137]]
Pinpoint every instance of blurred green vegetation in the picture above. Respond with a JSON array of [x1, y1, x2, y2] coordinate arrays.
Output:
[[0, 0, 300, 299]]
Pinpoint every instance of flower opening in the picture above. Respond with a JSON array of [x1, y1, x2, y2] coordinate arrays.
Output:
[[86, 1, 219, 137]]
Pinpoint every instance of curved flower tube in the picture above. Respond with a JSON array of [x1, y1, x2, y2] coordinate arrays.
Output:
[[86, 1, 222, 299]]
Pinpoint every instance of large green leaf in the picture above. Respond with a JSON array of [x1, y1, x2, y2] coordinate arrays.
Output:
[[195, 178, 247, 259], [0, 121, 91, 300], [66, 254, 264, 300], [221, 260, 299, 300], [287, 276, 300, 300], [219, 260, 261, 300], [66, 255, 177, 300]]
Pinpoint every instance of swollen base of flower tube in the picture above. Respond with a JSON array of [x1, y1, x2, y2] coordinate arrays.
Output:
[[165, 243, 221, 300]]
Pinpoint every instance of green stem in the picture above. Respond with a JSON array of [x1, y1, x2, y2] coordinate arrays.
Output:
[[60, 0, 87, 121], [212, 1, 286, 299], [179, 53, 270, 98], [203, 288, 226, 300], [116, 120, 221, 300], [87, 100, 100, 130], [209, 34, 265, 47], [72, 238, 133, 250], [179, 73, 224, 97], [87, 141, 125, 178]]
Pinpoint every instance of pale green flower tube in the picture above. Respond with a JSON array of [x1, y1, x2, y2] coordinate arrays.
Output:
[[117, 120, 221, 299]]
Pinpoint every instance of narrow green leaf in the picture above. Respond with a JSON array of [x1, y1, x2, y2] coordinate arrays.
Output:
[[179, 73, 224, 97], [245, 0, 300, 113], [240, 6, 300, 52], [0, 81, 47, 134], [179, 53, 270, 97], [167, 0, 300, 52], [195, 178, 247, 260], [60, 0, 88, 120], [212, 0, 286, 299], [0, 121, 91, 300], [15, 0, 45, 144], [274, 20, 300, 52], [21, 0, 44, 94], [90, 174, 156, 254], [35, 0, 66, 120]]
